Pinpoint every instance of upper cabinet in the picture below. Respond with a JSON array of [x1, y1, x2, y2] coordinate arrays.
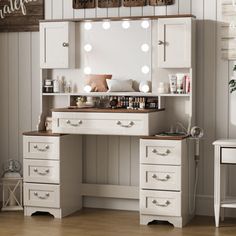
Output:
[[157, 18, 193, 68], [40, 22, 75, 69]]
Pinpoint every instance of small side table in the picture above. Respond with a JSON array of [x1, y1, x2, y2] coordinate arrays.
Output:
[[213, 139, 236, 227], [1, 177, 23, 211]]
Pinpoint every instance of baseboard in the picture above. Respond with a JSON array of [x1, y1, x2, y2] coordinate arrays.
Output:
[[196, 195, 236, 217]]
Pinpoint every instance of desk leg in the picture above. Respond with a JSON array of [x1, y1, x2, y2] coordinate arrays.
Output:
[[214, 145, 221, 227], [221, 165, 226, 222]]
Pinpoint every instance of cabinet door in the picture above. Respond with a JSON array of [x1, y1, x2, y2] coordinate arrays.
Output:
[[158, 18, 192, 68], [40, 22, 75, 69]]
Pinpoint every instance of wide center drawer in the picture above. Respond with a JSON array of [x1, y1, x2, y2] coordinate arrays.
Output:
[[140, 165, 181, 191], [24, 183, 60, 208], [52, 111, 163, 136], [140, 139, 183, 165], [140, 190, 181, 216], [23, 136, 60, 160], [24, 159, 60, 184]]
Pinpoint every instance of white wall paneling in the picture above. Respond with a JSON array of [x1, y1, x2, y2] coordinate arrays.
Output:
[[0, 0, 236, 216], [0, 32, 40, 175]]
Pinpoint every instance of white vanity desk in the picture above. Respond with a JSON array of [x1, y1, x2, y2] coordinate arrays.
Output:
[[23, 14, 196, 228]]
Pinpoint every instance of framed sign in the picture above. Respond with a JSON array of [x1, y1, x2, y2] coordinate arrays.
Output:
[[0, 0, 44, 32]]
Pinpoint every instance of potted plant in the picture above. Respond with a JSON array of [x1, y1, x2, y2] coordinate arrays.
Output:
[[229, 66, 236, 93]]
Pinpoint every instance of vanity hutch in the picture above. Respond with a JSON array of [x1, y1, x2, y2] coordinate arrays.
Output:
[[23, 15, 196, 228]]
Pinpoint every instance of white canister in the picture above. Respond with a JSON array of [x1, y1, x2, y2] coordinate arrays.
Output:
[[53, 77, 60, 93]]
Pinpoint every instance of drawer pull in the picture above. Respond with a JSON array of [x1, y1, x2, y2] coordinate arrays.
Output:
[[33, 145, 50, 152], [152, 200, 170, 207], [158, 40, 165, 45], [33, 168, 50, 175], [116, 121, 134, 128], [62, 42, 69, 47], [152, 149, 171, 156], [152, 174, 170, 182], [66, 120, 83, 127], [34, 192, 50, 199]]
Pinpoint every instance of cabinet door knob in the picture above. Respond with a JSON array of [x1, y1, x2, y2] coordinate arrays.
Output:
[[62, 42, 69, 47], [158, 40, 165, 45]]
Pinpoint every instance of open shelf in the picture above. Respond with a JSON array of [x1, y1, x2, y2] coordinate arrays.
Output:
[[42, 92, 191, 97], [42, 92, 159, 97]]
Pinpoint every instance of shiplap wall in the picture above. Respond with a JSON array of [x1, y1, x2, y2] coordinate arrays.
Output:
[[0, 0, 235, 216]]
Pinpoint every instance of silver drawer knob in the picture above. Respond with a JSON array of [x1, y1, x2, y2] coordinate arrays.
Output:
[[34, 192, 38, 196], [158, 40, 165, 45], [62, 42, 69, 47]]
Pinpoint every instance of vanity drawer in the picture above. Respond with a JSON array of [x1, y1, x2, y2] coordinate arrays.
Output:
[[140, 139, 182, 165], [140, 190, 181, 216], [24, 183, 60, 208], [140, 165, 181, 191], [221, 148, 236, 164], [24, 159, 60, 184], [52, 112, 158, 136], [23, 136, 60, 160]]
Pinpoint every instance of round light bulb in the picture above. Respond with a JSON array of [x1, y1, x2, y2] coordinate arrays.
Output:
[[84, 85, 92, 93], [141, 20, 150, 29], [84, 44, 92, 52], [141, 65, 150, 74], [84, 67, 91, 75], [141, 43, 149, 52], [102, 21, 111, 30], [84, 22, 92, 31], [122, 21, 130, 29], [141, 84, 150, 93]]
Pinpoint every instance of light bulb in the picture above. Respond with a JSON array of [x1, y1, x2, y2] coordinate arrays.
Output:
[[84, 22, 92, 30], [84, 85, 92, 93], [141, 20, 150, 29], [84, 67, 91, 75], [139, 81, 150, 93], [122, 21, 130, 29], [84, 44, 92, 52], [102, 21, 111, 30], [141, 43, 149, 52], [141, 65, 150, 74]]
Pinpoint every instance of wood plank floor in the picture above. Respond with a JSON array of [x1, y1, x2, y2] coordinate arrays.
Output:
[[0, 209, 236, 236]]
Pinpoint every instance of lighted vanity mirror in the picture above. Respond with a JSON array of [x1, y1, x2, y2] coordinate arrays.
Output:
[[76, 20, 152, 91]]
